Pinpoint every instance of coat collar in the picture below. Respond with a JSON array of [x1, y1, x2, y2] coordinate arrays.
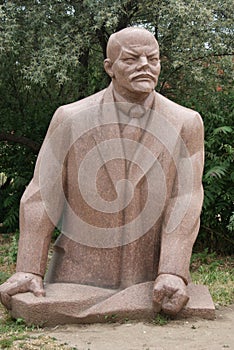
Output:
[[92, 84, 164, 186]]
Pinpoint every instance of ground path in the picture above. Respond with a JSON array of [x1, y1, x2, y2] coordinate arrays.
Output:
[[38, 304, 234, 350]]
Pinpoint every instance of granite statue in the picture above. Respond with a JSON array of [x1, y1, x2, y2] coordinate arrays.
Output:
[[0, 27, 214, 325]]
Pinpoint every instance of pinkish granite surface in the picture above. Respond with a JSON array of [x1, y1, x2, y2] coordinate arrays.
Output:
[[10, 282, 215, 326], [0, 27, 211, 322]]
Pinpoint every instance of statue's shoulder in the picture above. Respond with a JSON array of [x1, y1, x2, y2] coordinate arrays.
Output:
[[155, 92, 203, 137], [155, 92, 201, 122], [48, 89, 107, 129], [58, 89, 106, 116]]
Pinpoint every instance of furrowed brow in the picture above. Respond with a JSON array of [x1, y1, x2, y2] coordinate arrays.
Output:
[[147, 50, 159, 57], [121, 49, 139, 57], [121, 47, 159, 57]]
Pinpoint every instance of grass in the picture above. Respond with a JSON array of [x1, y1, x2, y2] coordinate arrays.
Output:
[[0, 234, 233, 348], [0, 236, 77, 350], [0, 315, 77, 349], [190, 250, 234, 305], [152, 313, 170, 326]]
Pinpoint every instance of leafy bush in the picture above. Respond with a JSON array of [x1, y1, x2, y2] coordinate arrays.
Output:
[[0, 1, 233, 254], [195, 92, 233, 253]]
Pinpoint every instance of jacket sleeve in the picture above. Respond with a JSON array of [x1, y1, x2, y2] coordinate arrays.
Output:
[[158, 113, 204, 284], [16, 106, 68, 277]]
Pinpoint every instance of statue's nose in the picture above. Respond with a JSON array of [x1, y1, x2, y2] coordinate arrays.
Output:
[[136, 56, 149, 70]]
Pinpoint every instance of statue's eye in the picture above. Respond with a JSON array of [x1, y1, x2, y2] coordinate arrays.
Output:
[[123, 57, 136, 64], [148, 57, 159, 63]]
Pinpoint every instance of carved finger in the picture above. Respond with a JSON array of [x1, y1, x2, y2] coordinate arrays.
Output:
[[162, 291, 189, 316], [10, 280, 33, 295], [153, 280, 175, 303], [29, 277, 45, 297], [153, 282, 170, 312], [153, 285, 165, 305], [0, 279, 32, 309], [0, 279, 28, 295], [0, 292, 12, 310]]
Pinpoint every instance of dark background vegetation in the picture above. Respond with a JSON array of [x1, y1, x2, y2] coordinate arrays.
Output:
[[0, 0, 233, 254]]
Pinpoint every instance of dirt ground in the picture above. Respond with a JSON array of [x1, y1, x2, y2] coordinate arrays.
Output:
[[37, 304, 234, 350]]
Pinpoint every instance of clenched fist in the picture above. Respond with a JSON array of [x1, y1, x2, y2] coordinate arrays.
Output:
[[0, 272, 45, 310], [153, 274, 189, 316]]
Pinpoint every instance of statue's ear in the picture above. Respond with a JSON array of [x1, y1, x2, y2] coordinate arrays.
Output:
[[104, 58, 114, 78]]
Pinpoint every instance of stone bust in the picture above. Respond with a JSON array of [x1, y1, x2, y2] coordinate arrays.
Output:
[[0, 27, 209, 323]]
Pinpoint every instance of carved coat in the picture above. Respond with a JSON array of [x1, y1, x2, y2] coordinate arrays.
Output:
[[17, 84, 204, 289]]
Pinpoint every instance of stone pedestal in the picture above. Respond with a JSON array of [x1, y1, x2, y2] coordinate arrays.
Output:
[[10, 282, 215, 326]]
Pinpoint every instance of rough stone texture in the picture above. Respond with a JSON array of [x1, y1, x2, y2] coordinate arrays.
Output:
[[11, 284, 115, 326], [178, 284, 215, 320], [10, 282, 215, 326], [0, 27, 211, 321], [15, 28, 204, 289]]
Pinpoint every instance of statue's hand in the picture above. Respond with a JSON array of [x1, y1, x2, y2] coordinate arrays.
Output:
[[0, 272, 45, 310], [153, 274, 189, 316]]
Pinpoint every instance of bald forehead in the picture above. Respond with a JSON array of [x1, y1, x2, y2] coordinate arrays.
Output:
[[107, 28, 159, 62]]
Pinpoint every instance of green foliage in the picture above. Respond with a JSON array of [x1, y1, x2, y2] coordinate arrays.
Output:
[[191, 252, 234, 305], [0, 271, 10, 284], [152, 313, 170, 326], [0, 233, 19, 284], [104, 313, 118, 323], [227, 212, 234, 232], [195, 91, 233, 253], [8, 230, 19, 263], [0, 311, 76, 349], [0, 315, 60, 350], [0, 314, 30, 334], [0, 338, 12, 348], [191, 248, 216, 264], [0, 0, 233, 253]]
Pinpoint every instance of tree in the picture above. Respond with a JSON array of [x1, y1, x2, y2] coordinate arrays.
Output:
[[0, 0, 233, 252]]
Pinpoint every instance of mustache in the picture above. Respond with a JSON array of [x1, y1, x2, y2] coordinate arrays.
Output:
[[130, 73, 156, 81]]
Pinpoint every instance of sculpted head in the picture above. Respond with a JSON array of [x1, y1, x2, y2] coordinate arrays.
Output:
[[104, 27, 161, 102]]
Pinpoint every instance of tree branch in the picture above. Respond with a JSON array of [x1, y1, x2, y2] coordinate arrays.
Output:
[[96, 26, 109, 59], [201, 225, 234, 245], [0, 132, 40, 153], [159, 52, 234, 93]]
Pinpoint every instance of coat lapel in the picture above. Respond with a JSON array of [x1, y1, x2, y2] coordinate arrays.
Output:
[[127, 92, 164, 185], [92, 87, 178, 190], [92, 84, 126, 188]]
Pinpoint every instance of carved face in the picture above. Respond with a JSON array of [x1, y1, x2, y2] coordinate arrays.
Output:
[[105, 32, 161, 99]]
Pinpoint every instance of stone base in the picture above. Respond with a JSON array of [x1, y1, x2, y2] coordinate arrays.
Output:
[[10, 282, 215, 326]]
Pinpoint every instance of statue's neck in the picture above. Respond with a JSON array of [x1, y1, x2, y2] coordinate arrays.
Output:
[[112, 85, 154, 108]]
